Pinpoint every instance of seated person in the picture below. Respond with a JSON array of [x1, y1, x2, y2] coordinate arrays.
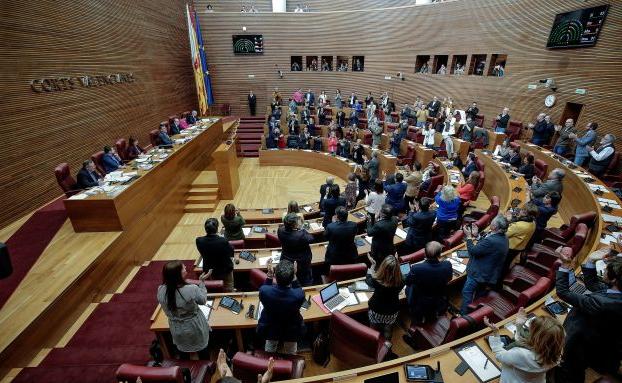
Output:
[[158, 124, 174, 147], [324, 206, 358, 266], [462, 152, 478, 178], [102, 145, 124, 173], [278, 213, 314, 286], [169, 118, 182, 135], [258, 259, 305, 354], [485, 309, 564, 383], [126, 136, 144, 160], [518, 153, 536, 183], [555, 248, 622, 383], [196, 218, 237, 292], [405, 241, 452, 324], [419, 162, 439, 192], [493, 139, 511, 158], [502, 146, 522, 169], [402, 197, 436, 254], [186, 110, 199, 125], [76, 160, 102, 189]]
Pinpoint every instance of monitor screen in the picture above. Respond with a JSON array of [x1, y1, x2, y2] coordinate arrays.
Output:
[[320, 282, 339, 302], [546, 5, 609, 49], [406, 365, 431, 380], [400, 263, 411, 276], [232, 34, 264, 55], [568, 271, 577, 286]]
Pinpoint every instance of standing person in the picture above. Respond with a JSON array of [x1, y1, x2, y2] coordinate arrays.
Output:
[[465, 102, 479, 121], [462, 152, 478, 178], [363, 151, 380, 185], [531, 192, 560, 243], [503, 204, 538, 275], [248, 90, 257, 116], [335, 89, 343, 109], [348, 92, 357, 108], [322, 184, 346, 227], [485, 309, 565, 383], [571, 122, 598, 166], [384, 172, 407, 214], [365, 180, 385, 224], [416, 106, 429, 128], [403, 170, 422, 210], [529, 113, 549, 146], [421, 122, 435, 149], [352, 139, 365, 165], [434, 186, 461, 240], [457, 171, 480, 204], [365, 92, 374, 106], [344, 173, 358, 209], [530, 168, 565, 200], [366, 204, 398, 263], [369, 116, 383, 149], [319, 177, 334, 211], [258, 259, 305, 354], [366, 255, 404, 340], [324, 206, 358, 266], [221, 203, 246, 241], [278, 213, 314, 286], [586, 133, 617, 177], [427, 96, 441, 118], [405, 242, 452, 324], [282, 200, 305, 227], [441, 116, 456, 157], [196, 218, 238, 292], [495, 107, 510, 134], [462, 117, 475, 143], [402, 197, 436, 254], [157, 261, 210, 358], [327, 131, 338, 155], [555, 248, 622, 383], [460, 215, 509, 314], [553, 118, 577, 156]]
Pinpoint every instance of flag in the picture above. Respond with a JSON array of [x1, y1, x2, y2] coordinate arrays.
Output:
[[186, 4, 210, 115], [194, 7, 214, 106]]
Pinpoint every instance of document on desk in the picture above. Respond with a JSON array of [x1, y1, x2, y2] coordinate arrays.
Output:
[[455, 342, 500, 382], [199, 299, 214, 320], [364, 235, 373, 245], [303, 205, 313, 212], [310, 222, 322, 231], [395, 228, 407, 239], [602, 214, 622, 224], [259, 253, 281, 266], [448, 258, 467, 273], [242, 227, 252, 236], [68, 193, 89, 200]]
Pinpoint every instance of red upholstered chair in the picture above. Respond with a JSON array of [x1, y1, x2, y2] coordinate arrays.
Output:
[[442, 230, 464, 249], [229, 240, 245, 249], [539, 212, 596, 243], [250, 268, 269, 290], [358, 118, 368, 129], [475, 158, 485, 173], [115, 360, 216, 383], [265, 233, 281, 248], [91, 151, 106, 176], [55, 163, 79, 196], [529, 223, 588, 260], [185, 279, 224, 293], [474, 114, 484, 127], [468, 276, 551, 322], [329, 311, 392, 367], [404, 306, 494, 350], [397, 145, 415, 167], [232, 352, 304, 383], [506, 121, 523, 142], [418, 175, 444, 199], [464, 196, 500, 222], [362, 130, 372, 145], [322, 263, 367, 283], [181, 111, 190, 120], [399, 249, 425, 264], [116, 138, 129, 162], [386, 123, 398, 133], [504, 256, 562, 287], [534, 159, 548, 179], [472, 170, 485, 201], [150, 129, 162, 148]]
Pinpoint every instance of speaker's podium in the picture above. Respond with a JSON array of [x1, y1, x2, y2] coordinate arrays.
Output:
[[212, 140, 239, 199]]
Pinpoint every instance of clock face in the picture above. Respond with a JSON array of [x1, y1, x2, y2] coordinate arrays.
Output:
[[545, 94, 556, 108]]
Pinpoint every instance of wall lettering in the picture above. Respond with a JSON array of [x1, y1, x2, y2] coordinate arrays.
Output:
[[30, 73, 135, 93]]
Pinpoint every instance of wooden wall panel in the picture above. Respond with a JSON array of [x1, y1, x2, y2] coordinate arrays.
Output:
[[197, 0, 622, 151], [0, 0, 197, 229]]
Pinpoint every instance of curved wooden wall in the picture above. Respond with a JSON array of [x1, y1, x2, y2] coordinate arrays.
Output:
[[197, 0, 622, 146], [0, 0, 197, 229]]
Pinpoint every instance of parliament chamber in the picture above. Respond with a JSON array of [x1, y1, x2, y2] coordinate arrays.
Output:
[[1, 0, 622, 382]]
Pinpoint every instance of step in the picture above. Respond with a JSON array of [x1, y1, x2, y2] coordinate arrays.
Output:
[[188, 187, 218, 196], [238, 152, 259, 158], [192, 171, 218, 188], [184, 203, 216, 213], [238, 133, 263, 139], [186, 195, 218, 204]]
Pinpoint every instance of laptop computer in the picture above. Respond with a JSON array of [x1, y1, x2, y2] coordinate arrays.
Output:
[[569, 271, 587, 294], [320, 282, 347, 312]]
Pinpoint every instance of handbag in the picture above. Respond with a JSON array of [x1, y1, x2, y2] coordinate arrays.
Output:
[[312, 331, 331, 367]]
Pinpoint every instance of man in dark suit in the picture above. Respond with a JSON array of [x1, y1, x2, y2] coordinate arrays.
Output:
[[555, 247, 622, 383], [465, 102, 479, 121], [402, 197, 436, 255], [196, 218, 237, 291], [427, 96, 441, 118], [102, 145, 124, 174], [169, 118, 182, 135], [186, 110, 199, 125], [258, 259, 305, 354], [348, 92, 357, 108], [158, 124, 173, 147], [336, 110, 346, 128], [304, 89, 315, 106], [460, 215, 509, 314], [405, 241, 453, 324], [76, 160, 101, 189], [366, 204, 399, 263], [319, 177, 334, 211], [324, 207, 358, 266], [322, 185, 346, 227], [278, 213, 314, 286], [248, 90, 257, 116]]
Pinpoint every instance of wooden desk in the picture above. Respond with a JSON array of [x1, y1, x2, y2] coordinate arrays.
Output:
[[212, 141, 240, 199], [259, 148, 356, 181], [434, 133, 470, 163], [64, 120, 223, 232]]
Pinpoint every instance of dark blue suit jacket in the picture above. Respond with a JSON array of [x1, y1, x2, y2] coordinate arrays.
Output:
[[324, 221, 358, 265], [384, 182, 407, 211], [102, 153, 122, 174], [258, 278, 305, 341], [462, 162, 478, 178], [465, 233, 508, 284], [404, 210, 436, 250], [159, 131, 173, 146], [406, 259, 453, 319]]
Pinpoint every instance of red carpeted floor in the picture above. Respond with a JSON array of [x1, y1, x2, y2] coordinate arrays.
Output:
[[13, 261, 193, 383], [0, 197, 68, 309]]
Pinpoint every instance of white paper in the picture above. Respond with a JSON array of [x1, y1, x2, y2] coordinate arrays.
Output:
[[602, 214, 622, 224], [364, 235, 373, 244], [331, 288, 358, 312], [69, 193, 88, 200], [449, 258, 467, 273], [355, 292, 369, 302], [242, 227, 252, 236], [395, 228, 407, 239], [199, 300, 214, 320], [123, 171, 138, 177], [198, 258, 203, 268], [457, 344, 500, 381], [259, 253, 281, 266], [135, 157, 149, 163], [310, 222, 322, 231], [303, 205, 313, 212], [590, 184, 608, 192]]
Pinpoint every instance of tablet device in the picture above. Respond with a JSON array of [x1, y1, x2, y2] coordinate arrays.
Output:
[[400, 263, 411, 278], [239, 251, 256, 262], [404, 364, 433, 381], [545, 301, 568, 316], [456, 250, 470, 258], [262, 208, 274, 214]]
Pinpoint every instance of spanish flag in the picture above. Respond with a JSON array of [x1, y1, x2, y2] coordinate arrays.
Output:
[[186, 4, 213, 116]]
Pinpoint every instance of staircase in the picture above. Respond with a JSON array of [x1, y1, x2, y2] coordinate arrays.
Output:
[[184, 171, 219, 213], [236, 116, 265, 158]]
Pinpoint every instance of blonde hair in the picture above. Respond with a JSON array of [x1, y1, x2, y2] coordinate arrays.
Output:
[[525, 316, 565, 366], [373, 256, 403, 288], [440, 185, 457, 202]]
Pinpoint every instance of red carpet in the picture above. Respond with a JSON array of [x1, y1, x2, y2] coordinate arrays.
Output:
[[13, 261, 193, 383], [0, 197, 68, 309]]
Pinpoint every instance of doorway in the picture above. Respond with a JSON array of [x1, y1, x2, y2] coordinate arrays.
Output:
[[559, 102, 583, 125]]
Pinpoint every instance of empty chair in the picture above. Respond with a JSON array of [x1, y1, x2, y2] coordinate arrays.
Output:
[[91, 151, 106, 176], [265, 233, 281, 247], [464, 196, 500, 221], [115, 360, 216, 383], [362, 130, 372, 145], [386, 122, 397, 133], [229, 240, 245, 249], [473, 213, 493, 230], [399, 249, 425, 264], [184, 279, 225, 293], [472, 170, 485, 201], [506, 121, 523, 141], [418, 175, 444, 199], [404, 305, 493, 350], [54, 163, 78, 196], [322, 263, 367, 283], [249, 268, 269, 290], [329, 311, 392, 367], [474, 114, 484, 127], [397, 145, 415, 167], [534, 159, 548, 179], [504, 253, 562, 287], [539, 212, 596, 243], [150, 129, 161, 148], [529, 223, 588, 259], [442, 230, 464, 249], [115, 138, 129, 162], [232, 352, 304, 383], [475, 158, 485, 173]]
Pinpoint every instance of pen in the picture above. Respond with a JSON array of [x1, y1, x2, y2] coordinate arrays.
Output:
[[484, 359, 489, 369]]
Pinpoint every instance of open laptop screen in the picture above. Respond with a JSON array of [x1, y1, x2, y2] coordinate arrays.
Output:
[[320, 282, 339, 303]]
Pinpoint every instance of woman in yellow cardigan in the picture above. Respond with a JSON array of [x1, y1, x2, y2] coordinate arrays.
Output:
[[503, 203, 539, 275]]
